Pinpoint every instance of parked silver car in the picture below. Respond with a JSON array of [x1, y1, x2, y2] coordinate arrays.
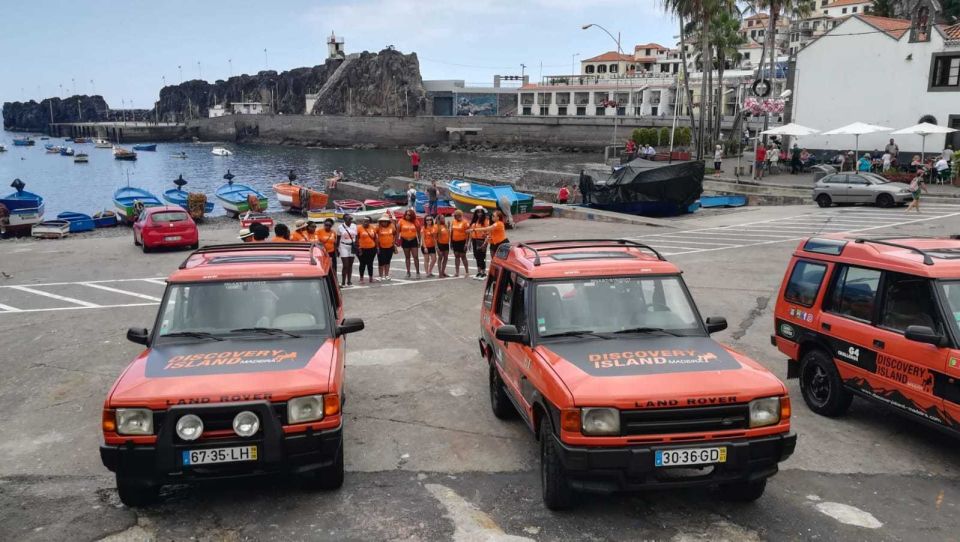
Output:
[[813, 172, 913, 208]]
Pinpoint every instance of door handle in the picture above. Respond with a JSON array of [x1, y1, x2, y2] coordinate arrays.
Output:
[[821, 322, 831, 331], [873, 339, 885, 349]]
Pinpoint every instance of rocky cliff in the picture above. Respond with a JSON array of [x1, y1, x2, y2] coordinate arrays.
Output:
[[2, 95, 110, 131]]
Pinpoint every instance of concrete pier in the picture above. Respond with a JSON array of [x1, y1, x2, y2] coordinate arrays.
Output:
[[47, 121, 188, 142]]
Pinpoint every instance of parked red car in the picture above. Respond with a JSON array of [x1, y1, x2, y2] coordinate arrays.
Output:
[[133, 206, 199, 252]]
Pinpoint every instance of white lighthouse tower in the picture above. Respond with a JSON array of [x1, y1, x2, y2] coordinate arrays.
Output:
[[327, 31, 345, 60]]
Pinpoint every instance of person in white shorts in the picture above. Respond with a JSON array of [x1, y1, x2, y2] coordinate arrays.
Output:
[[337, 214, 358, 287]]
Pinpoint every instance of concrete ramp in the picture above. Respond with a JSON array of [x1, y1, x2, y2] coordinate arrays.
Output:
[[309, 55, 358, 114]]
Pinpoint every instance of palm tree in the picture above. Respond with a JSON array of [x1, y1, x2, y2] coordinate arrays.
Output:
[[662, 0, 705, 158], [747, 1, 814, 91], [709, 9, 745, 143]]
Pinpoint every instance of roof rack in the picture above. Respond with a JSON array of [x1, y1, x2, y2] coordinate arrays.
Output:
[[853, 238, 933, 265], [516, 239, 665, 266], [179, 242, 320, 269]]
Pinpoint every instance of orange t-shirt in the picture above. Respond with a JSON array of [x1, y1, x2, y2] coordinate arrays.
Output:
[[376, 224, 396, 248], [290, 231, 310, 242], [315, 229, 337, 253], [271, 236, 291, 242], [436, 223, 450, 244], [470, 218, 489, 240], [398, 218, 418, 240], [358, 225, 376, 249], [450, 219, 469, 242], [490, 221, 507, 244], [422, 224, 437, 248]]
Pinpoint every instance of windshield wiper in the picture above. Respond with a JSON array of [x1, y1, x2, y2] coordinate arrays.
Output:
[[540, 330, 611, 340], [161, 331, 224, 341], [229, 327, 301, 338], [613, 327, 682, 336]]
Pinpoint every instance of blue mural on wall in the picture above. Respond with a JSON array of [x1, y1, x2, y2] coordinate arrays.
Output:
[[456, 93, 498, 116]]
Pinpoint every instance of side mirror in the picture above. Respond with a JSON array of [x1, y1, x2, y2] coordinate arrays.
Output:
[[495, 324, 529, 345], [336, 318, 365, 337], [126, 327, 149, 346], [705, 317, 728, 334], [904, 325, 944, 347]]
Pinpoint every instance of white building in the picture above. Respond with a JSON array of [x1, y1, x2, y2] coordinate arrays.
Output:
[[208, 104, 227, 118], [231, 102, 270, 115], [793, 13, 960, 152], [821, 0, 873, 18], [327, 31, 345, 60]]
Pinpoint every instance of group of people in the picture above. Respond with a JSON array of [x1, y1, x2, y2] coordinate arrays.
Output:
[[624, 140, 658, 161], [239, 206, 509, 286]]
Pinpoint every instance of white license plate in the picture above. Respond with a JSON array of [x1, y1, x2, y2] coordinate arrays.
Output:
[[655, 446, 727, 467], [182, 445, 257, 466], [164, 235, 182, 241]]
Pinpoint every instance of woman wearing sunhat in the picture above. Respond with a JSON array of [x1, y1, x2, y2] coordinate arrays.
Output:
[[337, 214, 358, 287], [316, 218, 339, 275], [376, 214, 397, 281], [468, 209, 509, 262], [356, 216, 378, 284], [398, 208, 421, 278], [290, 219, 311, 242], [468, 206, 490, 279]]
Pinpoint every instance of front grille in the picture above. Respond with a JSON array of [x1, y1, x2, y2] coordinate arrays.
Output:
[[620, 404, 749, 435], [155, 403, 287, 440]]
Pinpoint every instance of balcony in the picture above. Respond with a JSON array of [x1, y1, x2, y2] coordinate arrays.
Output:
[[540, 72, 677, 87]]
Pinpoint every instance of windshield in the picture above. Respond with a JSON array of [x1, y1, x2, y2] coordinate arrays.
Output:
[[156, 279, 332, 338], [939, 281, 960, 339], [152, 211, 188, 222], [534, 276, 703, 337]]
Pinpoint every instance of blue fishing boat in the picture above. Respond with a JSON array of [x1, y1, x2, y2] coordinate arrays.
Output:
[[413, 191, 455, 215], [56, 211, 96, 233], [60, 146, 75, 156], [13, 137, 35, 146], [0, 179, 45, 229], [113, 186, 162, 223], [446, 180, 538, 222], [164, 189, 215, 213], [92, 210, 119, 228], [216, 172, 267, 216], [132, 144, 157, 151]]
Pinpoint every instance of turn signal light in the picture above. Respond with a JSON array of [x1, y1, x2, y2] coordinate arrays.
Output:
[[324, 394, 341, 417], [560, 408, 581, 433], [781, 396, 792, 421], [101, 409, 116, 432]]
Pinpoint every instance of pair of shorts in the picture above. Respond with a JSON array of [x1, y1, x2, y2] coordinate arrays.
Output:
[[423, 246, 436, 254], [412, 164, 419, 172], [451, 240, 467, 253], [377, 247, 394, 265], [438, 243, 450, 253], [338, 242, 354, 258], [401, 238, 419, 249], [558, 198, 568, 204], [714, 161, 721, 169], [756, 160, 765, 169]]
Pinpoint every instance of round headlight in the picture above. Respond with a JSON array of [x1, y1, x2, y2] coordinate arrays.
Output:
[[176, 414, 204, 441], [233, 411, 260, 437]]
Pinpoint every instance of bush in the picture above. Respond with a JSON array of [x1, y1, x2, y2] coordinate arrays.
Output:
[[676, 127, 692, 147], [631, 128, 643, 146], [659, 127, 670, 146]]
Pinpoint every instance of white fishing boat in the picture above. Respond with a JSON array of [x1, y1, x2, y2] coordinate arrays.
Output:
[[94, 138, 112, 148], [31, 220, 70, 239], [211, 147, 233, 156]]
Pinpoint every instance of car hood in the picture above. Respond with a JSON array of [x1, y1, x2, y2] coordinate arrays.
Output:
[[109, 336, 335, 409], [537, 336, 785, 408]]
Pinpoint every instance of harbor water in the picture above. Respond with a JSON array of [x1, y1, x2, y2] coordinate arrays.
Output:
[[0, 132, 594, 217]]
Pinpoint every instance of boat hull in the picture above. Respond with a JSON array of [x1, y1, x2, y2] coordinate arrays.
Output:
[[57, 212, 96, 233], [132, 144, 157, 151], [273, 183, 328, 211], [113, 188, 163, 223], [93, 212, 119, 228], [31, 220, 70, 239], [164, 190, 215, 213], [5, 203, 45, 227], [448, 192, 535, 221], [216, 183, 268, 216]]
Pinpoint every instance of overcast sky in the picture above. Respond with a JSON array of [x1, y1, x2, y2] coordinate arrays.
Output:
[[0, 0, 678, 108]]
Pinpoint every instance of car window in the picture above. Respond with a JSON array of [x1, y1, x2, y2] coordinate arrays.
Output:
[[826, 265, 881, 322], [938, 281, 960, 338], [151, 211, 188, 222], [825, 175, 845, 184], [482, 267, 499, 310], [496, 271, 514, 322], [511, 277, 528, 332], [784, 260, 827, 307], [879, 274, 940, 333]]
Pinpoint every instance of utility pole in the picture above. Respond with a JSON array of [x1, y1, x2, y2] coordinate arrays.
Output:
[[264, 48, 268, 70], [228, 58, 233, 77], [571, 53, 579, 75], [198, 60, 202, 80], [178, 65, 183, 83], [520, 64, 526, 78]]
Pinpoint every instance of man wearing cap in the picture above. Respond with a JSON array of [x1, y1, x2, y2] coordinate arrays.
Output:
[[290, 219, 311, 242]]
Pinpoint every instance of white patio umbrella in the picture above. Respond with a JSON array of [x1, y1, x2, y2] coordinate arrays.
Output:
[[890, 122, 957, 161], [822, 122, 893, 173], [761, 123, 820, 137]]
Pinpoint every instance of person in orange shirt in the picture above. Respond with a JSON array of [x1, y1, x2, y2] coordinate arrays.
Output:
[[449, 209, 469, 277], [469, 210, 509, 262], [375, 214, 397, 281], [467, 206, 490, 279], [272, 223, 292, 242], [397, 208, 421, 278], [421, 215, 438, 277], [435, 214, 451, 278], [290, 219, 311, 242], [356, 216, 378, 284], [315, 218, 339, 275]]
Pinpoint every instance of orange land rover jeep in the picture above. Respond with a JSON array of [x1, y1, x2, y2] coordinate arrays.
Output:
[[100, 243, 364, 506], [478, 239, 796, 510], [774, 236, 960, 433]]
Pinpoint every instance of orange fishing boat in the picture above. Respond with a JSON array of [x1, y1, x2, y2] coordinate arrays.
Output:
[[272, 182, 329, 211]]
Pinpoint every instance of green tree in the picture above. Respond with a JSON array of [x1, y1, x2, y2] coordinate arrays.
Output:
[[708, 9, 745, 143], [870, 0, 895, 17], [659, 127, 671, 146], [631, 128, 644, 146]]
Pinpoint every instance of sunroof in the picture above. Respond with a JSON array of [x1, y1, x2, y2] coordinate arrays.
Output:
[[209, 255, 295, 265], [803, 238, 847, 256], [926, 248, 960, 260], [550, 251, 635, 261]]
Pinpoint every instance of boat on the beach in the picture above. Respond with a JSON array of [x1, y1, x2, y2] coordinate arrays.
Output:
[[414, 191, 456, 216], [92, 210, 119, 228], [0, 179, 45, 230], [60, 146, 75, 156], [308, 206, 403, 223], [94, 138, 112, 148], [381, 188, 409, 205], [57, 211, 96, 233], [74, 153, 89, 163], [333, 199, 364, 213], [31, 220, 70, 239], [113, 146, 137, 161], [240, 212, 274, 230], [211, 147, 233, 156], [216, 179, 268, 216], [12, 137, 34, 146], [273, 171, 329, 212], [113, 186, 162, 223], [132, 144, 157, 152], [362, 199, 397, 210], [446, 180, 537, 221], [577, 158, 704, 217], [164, 175, 215, 215]]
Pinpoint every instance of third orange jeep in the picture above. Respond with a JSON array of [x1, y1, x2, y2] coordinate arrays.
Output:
[[478, 239, 796, 510]]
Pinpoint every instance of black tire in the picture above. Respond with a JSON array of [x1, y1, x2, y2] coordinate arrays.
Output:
[[540, 417, 574, 510], [116, 475, 160, 507], [720, 478, 767, 502], [815, 194, 832, 208], [876, 193, 894, 208], [489, 364, 517, 420], [303, 437, 345, 490], [141, 241, 150, 253], [799, 349, 852, 417]]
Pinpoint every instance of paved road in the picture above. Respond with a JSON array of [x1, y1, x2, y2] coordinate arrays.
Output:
[[1, 206, 959, 541]]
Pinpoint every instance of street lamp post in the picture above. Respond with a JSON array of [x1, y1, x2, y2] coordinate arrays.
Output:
[[582, 23, 623, 148], [198, 61, 202, 80], [571, 53, 580, 76], [264, 48, 269, 70]]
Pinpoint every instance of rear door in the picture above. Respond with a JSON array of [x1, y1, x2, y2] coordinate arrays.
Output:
[[490, 270, 536, 417], [819, 264, 883, 383], [822, 175, 850, 202], [846, 174, 873, 203]]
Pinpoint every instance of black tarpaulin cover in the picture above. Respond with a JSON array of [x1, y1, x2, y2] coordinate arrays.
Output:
[[579, 159, 705, 209]]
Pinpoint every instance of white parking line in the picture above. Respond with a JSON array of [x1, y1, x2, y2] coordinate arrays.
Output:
[[80, 283, 163, 302], [6, 285, 101, 308], [140, 278, 168, 286], [0, 277, 167, 289], [0, 303, 21, 312], [4, 302, 159, 314]]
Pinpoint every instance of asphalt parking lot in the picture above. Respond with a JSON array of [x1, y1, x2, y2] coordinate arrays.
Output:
[[1, 204, 959, 541]]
